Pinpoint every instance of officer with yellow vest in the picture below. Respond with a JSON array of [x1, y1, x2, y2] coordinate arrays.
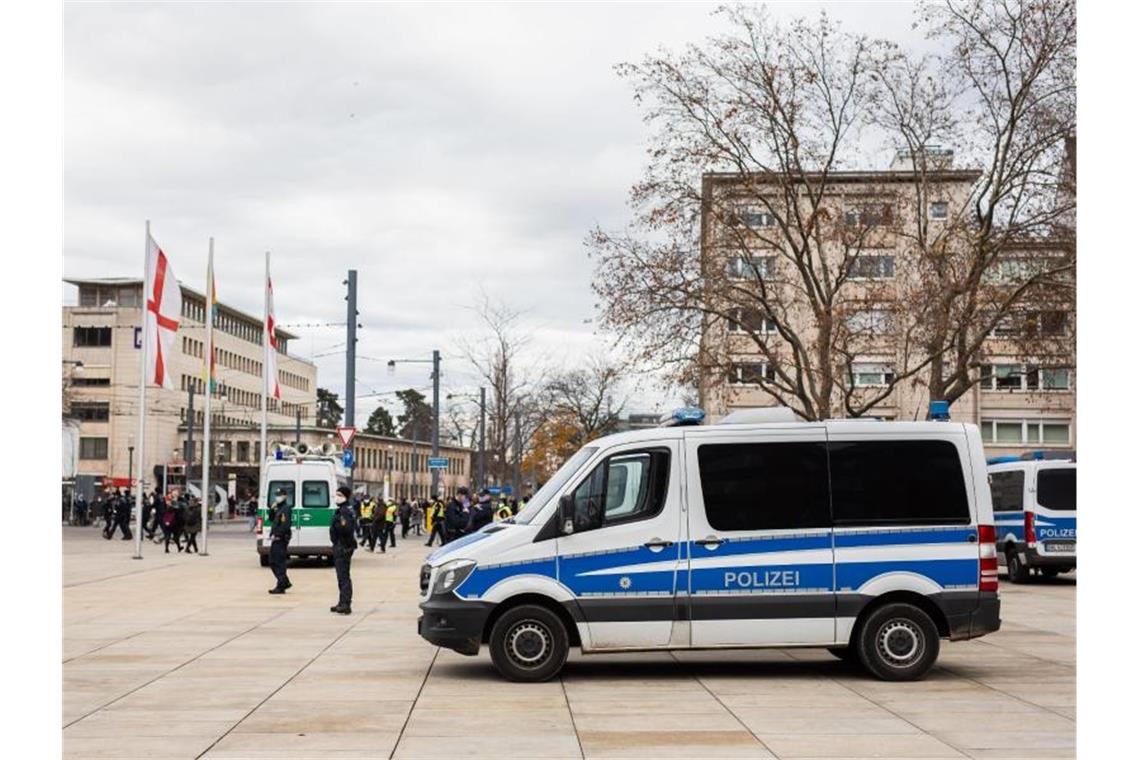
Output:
[[425, 494, 447, 547], [381, 499, 398, 550], [360, 497, 377, 552]]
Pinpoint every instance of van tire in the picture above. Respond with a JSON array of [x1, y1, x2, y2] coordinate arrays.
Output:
[[1007, 550, 1030, 583], [489, 604, 569, 683], [856, 603, 940, 681]]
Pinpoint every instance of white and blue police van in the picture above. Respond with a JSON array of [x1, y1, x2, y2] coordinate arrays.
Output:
[[418, 408, 1001, 682], [987, 454, 1076, 582]]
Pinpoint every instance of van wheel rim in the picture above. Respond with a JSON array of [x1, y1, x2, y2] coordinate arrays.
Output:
[[506, 621, 551, 669], [877, 620, 923, 667]]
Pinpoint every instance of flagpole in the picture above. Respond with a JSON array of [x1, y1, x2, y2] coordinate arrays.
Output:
[[133, 221, 151, 560], [260, 251, 269, 509], [201, 238, 214, 557]]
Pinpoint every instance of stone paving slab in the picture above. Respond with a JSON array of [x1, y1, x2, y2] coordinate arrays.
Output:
[[63, 524, 1076, 759]]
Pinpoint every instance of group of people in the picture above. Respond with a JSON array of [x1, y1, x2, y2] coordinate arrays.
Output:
[[76, 487, 204, 553], [263, 484, 529, 615]]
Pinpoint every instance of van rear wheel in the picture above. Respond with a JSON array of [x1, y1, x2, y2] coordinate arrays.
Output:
[[1007, 549, 1030, 583], [489, 604, 569, 683], [856, 603, 940, 681]]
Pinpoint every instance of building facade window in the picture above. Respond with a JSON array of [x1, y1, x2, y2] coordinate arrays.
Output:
[[845, 202, 894, 227], [732, 205, 777, 228], [73, 326, 112, 347], [727, 308, 777, 335], [849, 254, 895, 279], [845, 309, 893, 334], [728, 362, 775, 385], [980, 364, 1070, 391], [726, 255, 776, 280], [71, 402, 110, 422], [980, 419, 1071, 446], [930, 201, 949, 220], [72, 377, 111, 387], [79, 437, 109, 460], [850, 362, 896, 387]]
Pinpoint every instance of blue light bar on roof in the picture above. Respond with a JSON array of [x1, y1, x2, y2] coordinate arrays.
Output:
[[670, 407, 706, 426], [927, 400, 950, 421]]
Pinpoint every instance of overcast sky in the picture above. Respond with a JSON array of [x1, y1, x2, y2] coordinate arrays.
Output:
[[64, 1, 924, 423]]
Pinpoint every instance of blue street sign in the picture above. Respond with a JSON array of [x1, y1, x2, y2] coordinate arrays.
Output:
[[488, 486, 502, 495], [501, 486, 513, 495], [427, 457, 448, 469], [342, 450, 355, 468]]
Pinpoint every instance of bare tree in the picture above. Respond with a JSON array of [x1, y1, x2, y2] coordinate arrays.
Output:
[[590, 2, 1075, 420], [458, 295, 548, 484], [545, 356, 629, 447]]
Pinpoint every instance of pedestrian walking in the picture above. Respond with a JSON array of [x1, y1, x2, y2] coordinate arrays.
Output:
[[329, 486, 356, 614], [412, 500, 424, 537], [74, 494, 89, 526], [100, 490, 116, 538], [108, 490, 133, 540], [383, 499, 398, 549], [399, 497, 412, 539], [267, 487, 293, 594], [183, 499, 202, 553], [161, 499, 182, 553], [425, 494, 447, 546]]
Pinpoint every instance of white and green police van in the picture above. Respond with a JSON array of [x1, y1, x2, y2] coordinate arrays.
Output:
[[988, 454, 1076, 582], [256, 443, 347, 566], [418, 408, 1002, 682]]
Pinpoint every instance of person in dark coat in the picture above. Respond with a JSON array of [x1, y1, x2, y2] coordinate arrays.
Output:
[[469, 489, 494, 533], [398, 498, 412, 539], [161, 497, 182, 553], [329, 486, 356, 614], [183, 499, 202, 553], [267, 487, 293, 594], [108, 491, 133, 540], [443, 487, 471, 542]]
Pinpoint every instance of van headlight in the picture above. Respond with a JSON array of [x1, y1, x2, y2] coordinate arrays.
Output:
[[432, 559, 476, 596]]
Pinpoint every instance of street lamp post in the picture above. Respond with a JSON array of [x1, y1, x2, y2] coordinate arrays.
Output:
[[387, 350, 441, 496], [127, 433, 135, 492]]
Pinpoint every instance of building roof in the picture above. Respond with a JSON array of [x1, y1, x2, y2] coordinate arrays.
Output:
[[703, 169, 984, 186], [64, 277, 299, 340]]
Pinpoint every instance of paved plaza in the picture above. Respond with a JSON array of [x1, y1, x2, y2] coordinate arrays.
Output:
[[63, 524, 1075, 759]]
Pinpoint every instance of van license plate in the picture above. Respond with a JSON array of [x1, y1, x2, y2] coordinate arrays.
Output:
[[1047, 541, 1075, 552]]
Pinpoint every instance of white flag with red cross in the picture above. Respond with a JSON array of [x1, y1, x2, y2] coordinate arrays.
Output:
[[265, 276, 281, 400], [144, 235, 182, 389]]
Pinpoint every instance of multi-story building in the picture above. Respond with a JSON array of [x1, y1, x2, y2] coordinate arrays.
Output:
[[698, 153, 1075, 457], [63, 277, 316, 491]]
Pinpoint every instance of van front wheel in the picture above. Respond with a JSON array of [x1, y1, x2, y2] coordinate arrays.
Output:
[[857, 603, 940, 681], [489, 604, 569, 683]]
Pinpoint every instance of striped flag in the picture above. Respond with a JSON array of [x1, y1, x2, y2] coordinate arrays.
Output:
[[144, 234, 181, 389], [266, 276, 281, 401]]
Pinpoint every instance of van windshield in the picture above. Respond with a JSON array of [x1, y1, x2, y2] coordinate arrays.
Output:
[[513, 446, 598, 525], [1037, 468, 1076, 511]]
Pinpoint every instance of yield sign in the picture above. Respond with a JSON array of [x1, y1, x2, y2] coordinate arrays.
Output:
[[336, 426, 357, 447]]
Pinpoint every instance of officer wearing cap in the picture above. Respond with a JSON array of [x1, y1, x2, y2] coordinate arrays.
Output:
[[444, 486, 470, 541], [267, 487, 293, 594], [329, 486, 356, 614]]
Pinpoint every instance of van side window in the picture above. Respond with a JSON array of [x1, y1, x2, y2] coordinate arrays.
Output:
[[989, 471, 1025, 512], [829, 440, 970, 526], [1037, 469, 1076, 511], [696, 442, 830, 531], [302, 481, 329, 508], [570, 449, 670, 532], [267, 480, 295, 509]]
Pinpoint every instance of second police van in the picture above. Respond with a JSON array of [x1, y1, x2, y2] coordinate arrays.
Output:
[[255, 442, 346, 566], [987, 455, 1076, 582], [418, 409, 1002, 682]]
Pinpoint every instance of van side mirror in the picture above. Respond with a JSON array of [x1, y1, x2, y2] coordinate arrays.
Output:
[[558, 494, 575, 535]]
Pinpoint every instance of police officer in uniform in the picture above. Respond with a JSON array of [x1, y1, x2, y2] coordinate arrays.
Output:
[[267, 487, 293, 594], [330, 486, 356, 614], [425, 494, 447, 547]]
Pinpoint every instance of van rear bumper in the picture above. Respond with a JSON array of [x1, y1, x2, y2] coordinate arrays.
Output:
[[947, 592, 1001, 641], [418, 595, 493, 656], [1025, 548, 1076, 569]]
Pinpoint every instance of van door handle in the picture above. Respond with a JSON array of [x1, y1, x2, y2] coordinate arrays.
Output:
[[967, 533, 978, 543], [643, 539, 674, 551], [694, 536, 723, 549]]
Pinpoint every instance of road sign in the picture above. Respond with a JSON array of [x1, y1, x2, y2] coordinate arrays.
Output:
[[427, 457, 448, 469], [336, 426, 357, 447], [489, 486, 502, 495], [502, 486, 513, 495], [342, 450, 355, 468]]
